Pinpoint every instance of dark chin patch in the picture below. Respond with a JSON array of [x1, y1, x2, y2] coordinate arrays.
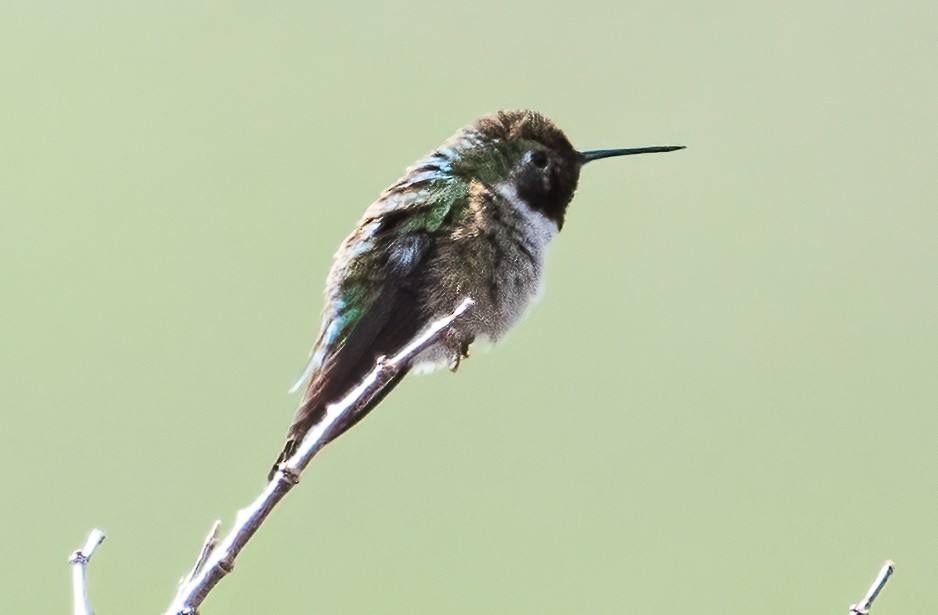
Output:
[[517, 167, 577, 230], [519, 188, 567, 229]]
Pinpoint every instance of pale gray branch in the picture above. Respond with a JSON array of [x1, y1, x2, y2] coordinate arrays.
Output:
[[165, 297, 474, 615], [849, 560, 895, 614], [69, 528, 105, 615]]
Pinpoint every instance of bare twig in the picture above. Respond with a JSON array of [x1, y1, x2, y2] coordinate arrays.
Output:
[[165, 297, 474, 615], [178, 521, 222, 590], [849, 560, 895, 614], [69, 528, 106, 615]]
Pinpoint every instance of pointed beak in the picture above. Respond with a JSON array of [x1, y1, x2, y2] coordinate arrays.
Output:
[[579, 145, 685, 164]]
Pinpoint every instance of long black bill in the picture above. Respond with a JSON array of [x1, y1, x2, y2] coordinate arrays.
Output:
[[580, 145, 685, 164]]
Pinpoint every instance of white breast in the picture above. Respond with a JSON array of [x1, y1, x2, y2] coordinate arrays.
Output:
[[411, 181, 559, 375], [494, 181, 558, 309]]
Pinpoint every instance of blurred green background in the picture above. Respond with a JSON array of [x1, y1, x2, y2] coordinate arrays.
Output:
[[2, 2, 936, 613]]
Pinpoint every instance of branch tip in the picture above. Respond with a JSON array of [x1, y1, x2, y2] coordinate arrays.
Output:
[[70, 528, 106, 615], [849, 560, 895, 615]]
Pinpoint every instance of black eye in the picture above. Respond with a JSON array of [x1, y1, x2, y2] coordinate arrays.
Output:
[[530, 151, 549, 169]]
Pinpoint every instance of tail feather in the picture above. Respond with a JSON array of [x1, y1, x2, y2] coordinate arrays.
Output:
[[267, 368, 410, 482], [268, 438, 297, 481]]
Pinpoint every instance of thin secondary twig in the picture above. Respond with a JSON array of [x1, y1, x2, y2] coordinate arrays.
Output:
[[849, 560, 895, 614], [165, 297, 474, 615], [178, 520, 222, 590], [69, 528, 106, 615]]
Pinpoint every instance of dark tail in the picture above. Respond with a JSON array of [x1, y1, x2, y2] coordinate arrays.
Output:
[[267, 368, 410, 481], [268, 437, 299, 481]]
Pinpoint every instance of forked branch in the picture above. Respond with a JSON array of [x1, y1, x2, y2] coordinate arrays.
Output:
[[164, 297, 474, 614]]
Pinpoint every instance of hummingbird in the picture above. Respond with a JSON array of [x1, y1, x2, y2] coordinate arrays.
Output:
[[270, 110, 682, 479]]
